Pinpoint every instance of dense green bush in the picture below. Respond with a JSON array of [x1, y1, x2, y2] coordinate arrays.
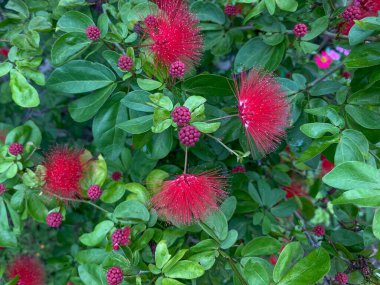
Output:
[[1, 0, 380, 284]]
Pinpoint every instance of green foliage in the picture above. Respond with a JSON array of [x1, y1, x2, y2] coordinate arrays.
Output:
[[1, 0, 380, 284]]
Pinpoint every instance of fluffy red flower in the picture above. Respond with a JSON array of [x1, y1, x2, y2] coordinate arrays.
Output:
[[282, 182, 306, 198], [7, 255, 45, 285], [150, 171, 227, 225], [143, 0, 203, 72], [236, 69, 290, 154], [42, 146, 84, 199]]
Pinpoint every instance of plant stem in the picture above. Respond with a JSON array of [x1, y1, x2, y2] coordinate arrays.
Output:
[[328, 0, 335, 10], [184, 147, 188, 174], [294, 211, 319, 248], [45, 191, 110, 214], [204, 114, 239, 123], [309, 63, 344, 86], [288, 63, 344, 97], [206, 134, 240, 157], [218, 250, 249, 285], [114, 42, 125, 54]]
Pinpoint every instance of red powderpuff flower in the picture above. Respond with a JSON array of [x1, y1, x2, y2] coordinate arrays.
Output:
[[282, 182, 306, 198], [42, 146, 84, 199], [150, 171, 227, 225], [7, 255, 46, 285], [143, 0, 203, 71], [321, 155, 334, 176], [236, 69, 290, 154]]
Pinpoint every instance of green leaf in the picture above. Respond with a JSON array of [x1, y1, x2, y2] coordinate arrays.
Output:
[[373, 210, 380, 240], [333, 189, 380, 207], [191, 122, 220, 133], [234, 37, 285, 72], [278, 248, 330, 285], [323, 161, 380, 191], [356, 17, 380, 31], [345, 104, 380, 129], [0, 62, 12, 77], [300, 123, 339, 139], [244, 1, 266, 23], [220, 230, 238, 249], [76, 249, 109, 264], [146, 169, 170, 192], [10, 70, 40, 108], [101, 182, 126, 204], [125, 182, 150, 204], [164, 260, 205, 279], [243, 260, 269, 285], [335, 129, 368, 165], [51, 33, 91, 67], [273, 242, 304, 282], [5, 0, 29, 19], [344, 42, 380, 68], [242, 236, 281, 257], [57, 11, 94, 33], [137, 78, 162, 91], [200, 210, 228, 241], [162, 279, 185, 285], [309, 81, 343, 96], [113, 200, 150, 222], [265, 0, 276, 15], [93, 93, 128, 159], [148, 129, 173, 160], [156, 240, 172, 269], [348, 87, 380, 105], [220, 196, 237, 221], [122, 91, 154, 112], [79, 220, 114, 246], [47, 60, 115, 93], [181, 75, 234, 97], [190, 1, 225, 24], [275, 0, 298, 12], [349, 24, 375, 46], [299, 135, 339, 162], [78, 264, 107, 285], [302, 16, 329, 41], [5, 121, 41, 146], [117, 115, 153, 134], [183, 96, 207, 112], [300, 41, 319, 53], [68, 83, 116, 122], [27, 194, 48, 223]]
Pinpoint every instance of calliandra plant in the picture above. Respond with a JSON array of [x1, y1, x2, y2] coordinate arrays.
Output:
[[1, 0, 380, 284]]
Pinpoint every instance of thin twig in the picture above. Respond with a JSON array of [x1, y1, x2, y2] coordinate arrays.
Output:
[[218, 250, 249, 285], [204, 114, 239, 123], [183, 147, 188, 174], [206, 134, 240, 157], [293, 211, 319, 248], [309, 63, 344, 86], [45, 191, 110, 214]]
